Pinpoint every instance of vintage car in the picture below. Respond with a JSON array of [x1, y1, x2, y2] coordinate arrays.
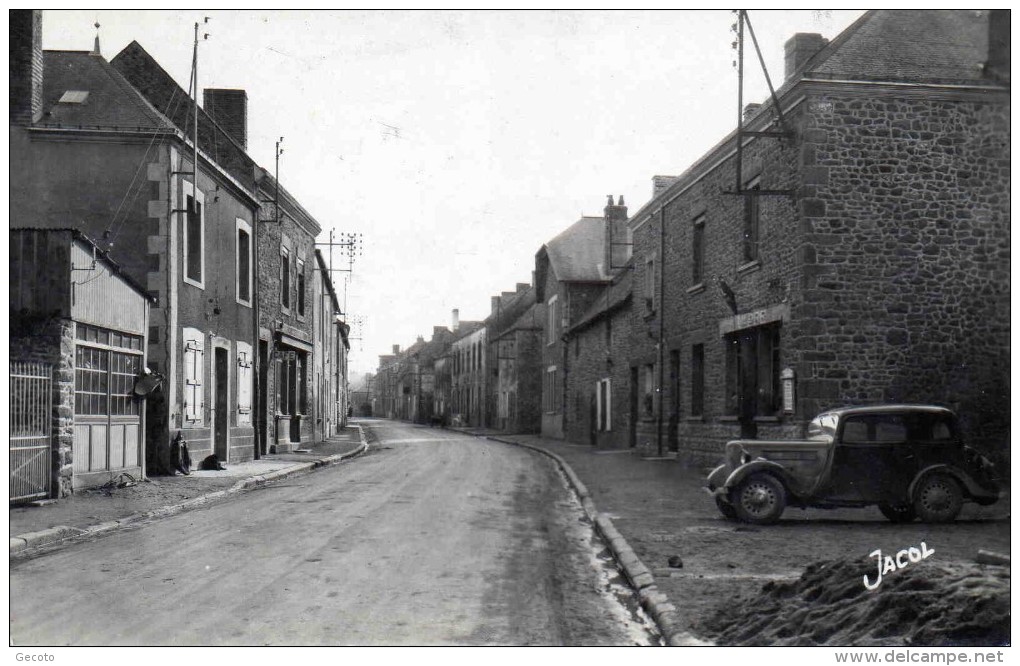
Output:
[[706, 405, 999, 524]]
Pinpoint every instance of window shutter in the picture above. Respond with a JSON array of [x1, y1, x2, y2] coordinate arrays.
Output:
[[183, 329, 205, 423], [237, 342, 253, 424]]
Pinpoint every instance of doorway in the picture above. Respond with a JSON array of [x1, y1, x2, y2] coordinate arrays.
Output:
[[257, 340, 268, 457], [214, 347, 229, 461]]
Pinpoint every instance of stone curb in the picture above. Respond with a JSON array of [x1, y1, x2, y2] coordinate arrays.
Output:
[[482, 433, 713, 647], [10, 426, 370, 556]]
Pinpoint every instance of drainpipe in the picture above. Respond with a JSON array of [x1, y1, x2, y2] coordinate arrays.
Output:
[[656, 206, 666, 457]]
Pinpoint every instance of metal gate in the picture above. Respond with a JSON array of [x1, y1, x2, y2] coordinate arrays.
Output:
[[10, 361, 52, 502]]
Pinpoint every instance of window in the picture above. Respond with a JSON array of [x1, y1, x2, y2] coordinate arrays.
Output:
[[276, 351, 297, 416], [281, 247, 291, 310], [297, 259, 306, 317], [236, 219, 252, 306], [596, 378, 611, 431], [183, 183, 205, 288], [691, 344, 705, 417], [842, 415, 908, 445], [183, 328, 205, 423], [547, 296, 558, 345], [236, 341, 253, 425], [725, 324, 781, 417], [692, 214, 705, 285], [743, 177, 761, 263], [544, 366, 559, 413], [644, 258, 655, 311], [74, 346, 142, 416]]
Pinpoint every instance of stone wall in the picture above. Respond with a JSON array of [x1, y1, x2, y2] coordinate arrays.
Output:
[[798, 90, 1010, 454]]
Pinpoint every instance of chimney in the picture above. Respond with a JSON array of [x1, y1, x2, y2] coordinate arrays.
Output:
[[652, 175, 679, 199], [516, 282, 529, 293], [432, 326, 448, 340], [604, 195, 629, 273], [203, 88, 248, 149], [743, 103, 761, 121], [491, 296, 500, 314], [452, 308, 460, 332], [986, 10, 1010, 82], [9, 10, 43, 126], [392, 344, 400, 355], [784, 33, 828, 81]]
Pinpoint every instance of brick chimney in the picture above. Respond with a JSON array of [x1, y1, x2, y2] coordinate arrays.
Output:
[[10, 10, 43, 126], [490, 296, 500, 314], [452, 308, 460, 332], [203, 88, 248, 149], [516, 282, 529, 293], [986, 9, 1010, 82], [784, 33, 828, 81], [392, 344, 400, 355], [652, 175, 679, 198], [603, 195, 629, 272]]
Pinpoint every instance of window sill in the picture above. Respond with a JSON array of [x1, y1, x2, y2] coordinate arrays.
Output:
[[737, 260, 761, 275], [686, 416, 705, 422], [687, 283, 705, 295], [236, 298, 253, 309], [754, 416, 781, 423], [718, 415, 739, 423], [183, 277, 204, 290]]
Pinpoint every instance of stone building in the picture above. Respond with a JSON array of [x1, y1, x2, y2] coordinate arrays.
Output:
[[10, 229, 153, 498], [312, 250, 350, 441], [534, 215, 614, 439], [11, 15, 261, 468], [449, 318, 486, 427], [622, 9, 1009, 462], [486, 284, 546, 434]]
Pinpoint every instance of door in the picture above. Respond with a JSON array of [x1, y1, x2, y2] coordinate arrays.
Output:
[[214, 348, 229, 461], [10, 362, 52, 502], [827, 414, 906, 502], [629, 367, 638, 448], [257, 341, 268, 458]]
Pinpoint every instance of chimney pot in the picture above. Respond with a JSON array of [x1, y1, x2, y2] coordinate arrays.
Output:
[[452, 308, 460, 332], [784, 33, 828, 81]]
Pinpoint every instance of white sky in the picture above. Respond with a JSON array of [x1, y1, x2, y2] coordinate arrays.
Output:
[[41, 9, 864, 378]]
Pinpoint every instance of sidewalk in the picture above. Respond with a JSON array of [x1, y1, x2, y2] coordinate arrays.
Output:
[[454, 427, 1011, 645], [10, 424, 366, 547]]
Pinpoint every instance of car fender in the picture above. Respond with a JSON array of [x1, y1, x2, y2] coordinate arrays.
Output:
[[724, 461, 796, 497], [706, 464, 729, 491], [908, 464, 994, 501]]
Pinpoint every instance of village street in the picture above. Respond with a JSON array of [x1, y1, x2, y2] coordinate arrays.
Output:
[[10, 420, 657, 646]]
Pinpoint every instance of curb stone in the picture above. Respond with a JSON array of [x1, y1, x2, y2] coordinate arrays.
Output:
[[483, 434, 712, 647], [10, 427, 370, 556]]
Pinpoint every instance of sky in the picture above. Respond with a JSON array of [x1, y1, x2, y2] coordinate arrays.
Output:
[[41, 9, 864, 378]]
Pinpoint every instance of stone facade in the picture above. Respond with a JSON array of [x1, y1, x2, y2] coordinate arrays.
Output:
[[622, 12, 1010, 464]]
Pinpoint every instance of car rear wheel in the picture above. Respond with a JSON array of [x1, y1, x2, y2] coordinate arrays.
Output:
[[879, 503, 916, 523], [715, 496, 738, 521], [913, 473, 963, 523], [731, 473, 786, 525]]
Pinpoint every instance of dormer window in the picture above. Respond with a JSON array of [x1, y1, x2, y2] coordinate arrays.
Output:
[[58, 90, 89, 104]]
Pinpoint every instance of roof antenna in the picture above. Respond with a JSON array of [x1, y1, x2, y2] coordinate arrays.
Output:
[[91, 20, 101, 56]]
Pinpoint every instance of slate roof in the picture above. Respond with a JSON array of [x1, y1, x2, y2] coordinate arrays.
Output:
[[808, 10, 991, 84], [38, 51, 173, 130], [570, 269, 633, 334], [543, 216, 606, 283]]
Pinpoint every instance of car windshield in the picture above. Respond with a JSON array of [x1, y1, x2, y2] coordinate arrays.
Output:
[[807, 413, 838, 441]]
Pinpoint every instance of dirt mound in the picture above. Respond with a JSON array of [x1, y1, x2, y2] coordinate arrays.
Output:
[[698, 557, 1010, 646]]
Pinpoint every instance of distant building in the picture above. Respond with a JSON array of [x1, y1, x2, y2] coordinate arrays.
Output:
[[485, 284, 545, 434]]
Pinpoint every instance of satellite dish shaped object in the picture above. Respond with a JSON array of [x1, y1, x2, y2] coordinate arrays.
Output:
[[134, 369, 164, 396]]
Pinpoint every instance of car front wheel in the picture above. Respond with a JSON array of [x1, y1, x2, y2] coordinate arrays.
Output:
[[879, 503, 916, 523], [731, 473, 786, 525], [913, 473, 963, 523]]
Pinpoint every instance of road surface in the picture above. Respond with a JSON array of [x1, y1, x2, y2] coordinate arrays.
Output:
[[10, 419, 657, 646]]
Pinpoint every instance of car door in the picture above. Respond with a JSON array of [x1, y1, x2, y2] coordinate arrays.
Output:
[[827, 414, 906, 503]]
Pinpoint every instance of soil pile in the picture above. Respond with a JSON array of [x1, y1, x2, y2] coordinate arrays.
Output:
[[698, 557, 1010, 646]]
